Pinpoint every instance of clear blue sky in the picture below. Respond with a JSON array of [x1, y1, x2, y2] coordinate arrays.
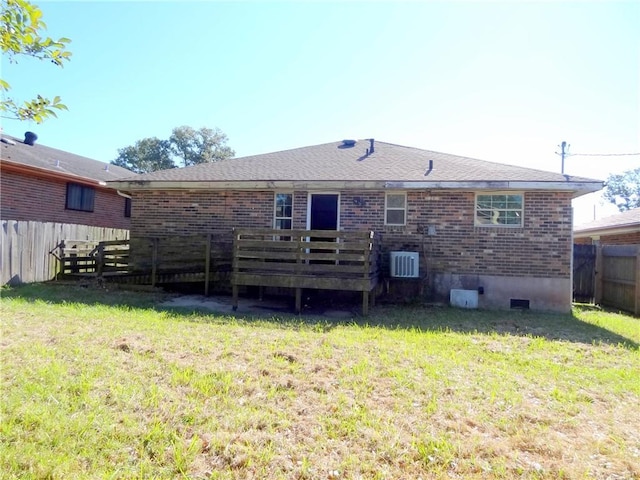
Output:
[[2, 1, 638, 224]]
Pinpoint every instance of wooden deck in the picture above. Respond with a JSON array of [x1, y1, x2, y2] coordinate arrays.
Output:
[[231, 228, 380, 314], [52, 230, 381, 314]]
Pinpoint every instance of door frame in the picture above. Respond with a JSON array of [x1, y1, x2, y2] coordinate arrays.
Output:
[[306, 192, 340, 231]]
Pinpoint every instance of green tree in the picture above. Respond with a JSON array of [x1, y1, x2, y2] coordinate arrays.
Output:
[[1, 0, 71, 123], [111, 126, 235, 173], [603, 167, 640, 212], [111, 138, 175, 174], [169, 125, 235, 167]]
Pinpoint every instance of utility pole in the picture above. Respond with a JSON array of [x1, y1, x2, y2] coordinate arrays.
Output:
[[555, 141, 570, 174]]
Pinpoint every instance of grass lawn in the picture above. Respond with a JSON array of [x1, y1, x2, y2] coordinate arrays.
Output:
[[1, 283, 638, 479]]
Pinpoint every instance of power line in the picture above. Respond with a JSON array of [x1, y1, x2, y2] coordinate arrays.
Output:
[[555, 141, 639, 173], [568, 152, 640, 157]]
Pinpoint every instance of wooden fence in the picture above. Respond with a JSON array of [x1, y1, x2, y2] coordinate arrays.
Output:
[[1, 220, 129, 285], [596, 244, 640, 315]]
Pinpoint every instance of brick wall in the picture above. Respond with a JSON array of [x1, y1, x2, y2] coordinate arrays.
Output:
[[599, 231, 640, 244], [132, 190, 273, 237], [1, 169, 131, 230], [575, 231, 640, 245], [574, 237, 591, 245], [131, 189, 573, 280]]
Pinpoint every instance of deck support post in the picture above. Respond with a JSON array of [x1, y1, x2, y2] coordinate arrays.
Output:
[[204, 233, 212, 296], [295, 288, 302, 314], [151, 238, 158, 288], [362, 291, 369, 316], [232, 284, 239, 311]]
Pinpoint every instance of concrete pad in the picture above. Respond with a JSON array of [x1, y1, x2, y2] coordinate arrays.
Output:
[[160, 294, 358, 318], [160, 294, 290, 315]]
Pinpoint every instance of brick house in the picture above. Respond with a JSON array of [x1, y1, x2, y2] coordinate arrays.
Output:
[[1, 133, 133, 229], [109, 139, 602, 312], [574, 208, 640, 245]]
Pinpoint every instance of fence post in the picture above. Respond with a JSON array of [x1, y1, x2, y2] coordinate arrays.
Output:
[[635, 245, 640, 316], [96, 243, 104, 278], [56, 240, 65, 281], [594, 244, 603, 306]]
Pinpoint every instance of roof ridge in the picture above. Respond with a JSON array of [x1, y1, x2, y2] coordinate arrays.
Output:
[[234, 140, 349, 160]]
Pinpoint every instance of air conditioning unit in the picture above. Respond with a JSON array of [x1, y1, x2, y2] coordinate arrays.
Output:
[[390, 251, 419, 278]]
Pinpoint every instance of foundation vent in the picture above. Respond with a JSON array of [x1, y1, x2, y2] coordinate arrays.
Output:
[[510, 299, 530, 310], [390, 251, 419, 278]]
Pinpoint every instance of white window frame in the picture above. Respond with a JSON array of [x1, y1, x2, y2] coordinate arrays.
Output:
[[273, 192, 293, 230], [475, 192, 524, 227], [385, 192, 407, 226]]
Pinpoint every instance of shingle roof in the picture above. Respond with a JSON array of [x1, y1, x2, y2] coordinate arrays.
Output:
[[120, 140, 600, 184], [0, 133, 133, 182], [574, 207, 640, 233]]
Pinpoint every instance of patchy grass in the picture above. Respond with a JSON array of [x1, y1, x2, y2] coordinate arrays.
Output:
[[1, 283, 638, 479]]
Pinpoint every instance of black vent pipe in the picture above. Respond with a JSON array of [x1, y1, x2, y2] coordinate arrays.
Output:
[[24, 132, 38, 146]]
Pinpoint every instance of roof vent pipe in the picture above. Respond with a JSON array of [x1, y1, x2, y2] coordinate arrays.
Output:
[[24, 131, 38, 146], [425, 160, 434, 176]]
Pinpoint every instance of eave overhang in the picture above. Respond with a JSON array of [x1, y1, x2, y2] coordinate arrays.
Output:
[[0, 158, 108, 188], [109, 179, 604, 197], [107, 180, 389, 191], [385, 181, 603, 198], [574, 224, 640, 238]]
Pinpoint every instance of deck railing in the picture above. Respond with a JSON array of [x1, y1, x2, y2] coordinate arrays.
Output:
[[232, 228, 380, 314], [52, 239, 130, 277]]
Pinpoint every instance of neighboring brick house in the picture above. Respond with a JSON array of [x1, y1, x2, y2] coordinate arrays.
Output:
[[1, 133, 133, 229], [574, 208, 640, 245], [109, 139, 603, 312]]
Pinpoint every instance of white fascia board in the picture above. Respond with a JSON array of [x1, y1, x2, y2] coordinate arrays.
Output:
[[385, 181, 603, 196], [574, 225, 640, 238], [107, 179, 603, 196]]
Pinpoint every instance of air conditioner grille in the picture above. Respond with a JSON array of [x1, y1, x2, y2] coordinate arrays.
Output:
[[390, 251, 419, 278]]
